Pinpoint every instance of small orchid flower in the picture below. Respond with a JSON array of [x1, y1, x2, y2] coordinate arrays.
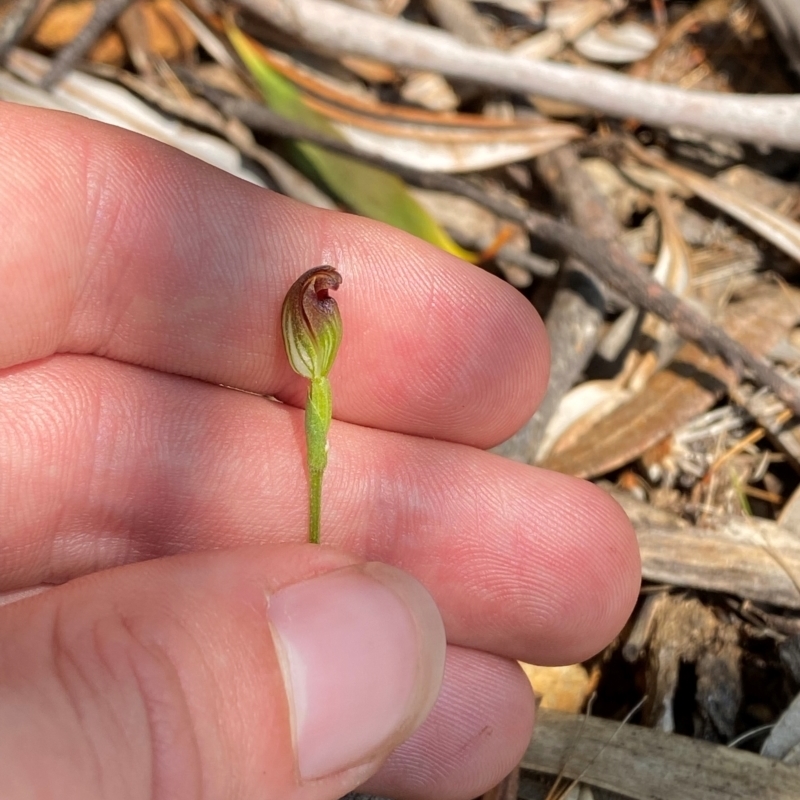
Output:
[[281, 266, 343, 543]]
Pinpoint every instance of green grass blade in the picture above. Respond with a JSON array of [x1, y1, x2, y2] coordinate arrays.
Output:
[[228, 25, 476, 262]]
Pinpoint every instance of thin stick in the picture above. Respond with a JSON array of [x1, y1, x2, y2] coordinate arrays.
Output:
[[41, 0, 135, 89], [239, 0, 800, 151]]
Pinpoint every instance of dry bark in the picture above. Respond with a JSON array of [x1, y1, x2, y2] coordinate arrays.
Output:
[[613, 490, 800, 610], [525, 708, 800, 799]]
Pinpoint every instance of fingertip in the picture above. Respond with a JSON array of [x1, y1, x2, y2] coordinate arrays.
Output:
[[524, 474, 641, 663], [362, 648, 535, 800], [309, 210, 550, 447]]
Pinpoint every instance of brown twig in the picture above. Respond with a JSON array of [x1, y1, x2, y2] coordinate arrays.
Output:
[[186, 80, 800, 418], [40, 0, 135, 89]]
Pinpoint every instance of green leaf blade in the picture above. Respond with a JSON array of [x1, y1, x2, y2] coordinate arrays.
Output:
[[228, 25, 476, 262]]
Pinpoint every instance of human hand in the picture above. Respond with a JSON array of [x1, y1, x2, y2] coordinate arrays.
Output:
[[0, 103, 640, 800]]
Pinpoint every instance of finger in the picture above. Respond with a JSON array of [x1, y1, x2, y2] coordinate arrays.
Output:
[[0, 547, 445, 799], [0, 355, 640, 664], [0, 102, 548, 447], [362, 648, 535, 800]]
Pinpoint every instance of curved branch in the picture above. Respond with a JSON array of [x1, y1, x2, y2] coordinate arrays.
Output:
[[241, 0, 800, 152]]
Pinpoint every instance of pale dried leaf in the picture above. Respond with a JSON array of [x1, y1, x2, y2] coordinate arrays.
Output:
[[541, 380, 633, 460], [511, 28, 568, 60], [717, 164, 800, 214], [542, 285, 800, 478], [762, 692, 800, 765], [339, 54, 398, 83], [339, 120, 579, 171], [574, 21, 658, 64], [2, 49, 265, 185], [544, 0, 614, 33], [520, 663, 593, 714], [652, 192, 691, 295], [511, 0, 614, 60], [400, 70, 459, 111], [596, 305, 639, 363], [625, 192, 693, 390], [630, 143, 800, 265]]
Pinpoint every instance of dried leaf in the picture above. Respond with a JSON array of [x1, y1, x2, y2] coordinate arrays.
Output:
[[510, 0, 614, 117], [33, 0, 125, 64], [541, 380, 633, 460], [652, 192, 691, 295], [718, 164, 800, 214], [252, 47, 583, 173], [400, 71, 459, 112], [574, 21, 658, 64], [339, 117, 579, 172], [630, 143, 800, 265], [542, 285, 800, 478], [625, 191, 692, 391], [520, 662, 593, 714], [512, 0, 616, 60], [339, 55, 397, 83], [762, 692, 800, 765], [2, 49, 264, 185]]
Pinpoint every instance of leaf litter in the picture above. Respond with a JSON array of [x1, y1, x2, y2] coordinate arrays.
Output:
[[3, 0, 800, 796]]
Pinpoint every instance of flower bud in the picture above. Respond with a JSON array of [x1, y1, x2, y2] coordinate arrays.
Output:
[[281, 266, 343, 380]]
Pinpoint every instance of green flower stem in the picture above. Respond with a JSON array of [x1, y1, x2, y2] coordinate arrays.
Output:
[[280, 265, 342, 544], [305, 375, 332, 544]]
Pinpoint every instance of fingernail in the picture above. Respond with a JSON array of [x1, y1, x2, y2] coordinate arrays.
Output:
[[268, 562, 445, 781]]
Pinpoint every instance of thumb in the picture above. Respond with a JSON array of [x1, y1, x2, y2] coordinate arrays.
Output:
[[0, 545, 445, 799]]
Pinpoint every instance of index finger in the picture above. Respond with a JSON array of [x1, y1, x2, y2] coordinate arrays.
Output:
[[0, 103, 548, 446]]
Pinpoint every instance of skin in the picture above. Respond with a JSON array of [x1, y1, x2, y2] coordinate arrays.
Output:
[[0, 102, 641, 799]]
